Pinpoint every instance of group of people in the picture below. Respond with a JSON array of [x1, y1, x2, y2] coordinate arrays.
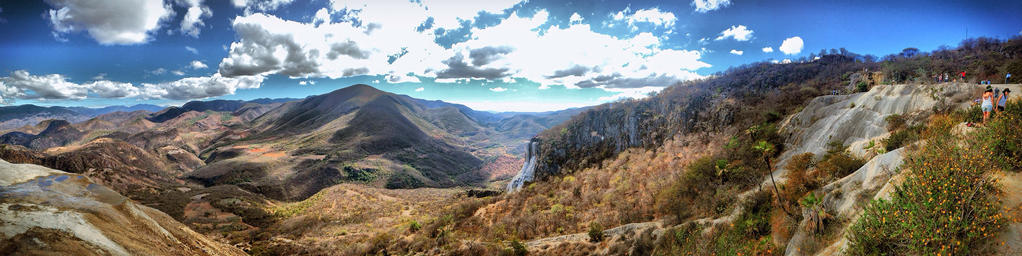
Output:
[[933, 72, 951, 83], [932, 71, 968, 83], [980, 86, 1011, 125]]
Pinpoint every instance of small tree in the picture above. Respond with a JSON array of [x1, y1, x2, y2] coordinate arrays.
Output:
[[753, 140, 794, 217], [588, 223, 605, 242]]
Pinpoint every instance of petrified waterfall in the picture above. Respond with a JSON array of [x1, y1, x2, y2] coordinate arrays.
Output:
[[506, 139, 538, 192]]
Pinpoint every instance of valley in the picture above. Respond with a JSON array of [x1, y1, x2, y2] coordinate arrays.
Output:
[[0, 84, 583, 254], [1, 23, 1021, 256]]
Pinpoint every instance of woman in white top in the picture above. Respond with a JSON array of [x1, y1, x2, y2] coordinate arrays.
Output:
[[982, 87, 994, 125]]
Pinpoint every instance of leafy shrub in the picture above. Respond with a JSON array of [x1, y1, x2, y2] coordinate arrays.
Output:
[[710, 191, 779, 255], [857, 81, 869, 92], [954, 105, 983, 124], [781, 153, 815, 209], [884, 114, 906, 131], [848, 116, 1006, 255], [816, 142, 866, 180], [979, 99, 1022, 171], [505, 240, 528, 256], [408, 220, 421, 233], [588, 223, 605, 242], [883, 125, 922, 151], [658, 124, 782, 221]]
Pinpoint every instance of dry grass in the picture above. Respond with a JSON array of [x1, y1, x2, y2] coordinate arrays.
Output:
[[455, 133, 722, 242]]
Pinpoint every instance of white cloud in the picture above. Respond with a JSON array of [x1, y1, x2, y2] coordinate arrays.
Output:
[[442, 10, 708, 89], [0, 70, 90, 100], [150, 68, 167, 75], [177, 0, 212, 37], [782, 59, 792, 64], [569, 13, 583, 24], [415, 0, 523, 29], [218, 10, 447, 80], [86, 80, 140, 98], [386, 74, 422, 83], [692, 0, 731, 13], [190, 60, 208, 69], [299, 81, 307, 85], [598, 86, 663, 102], [185, 46, 198, 54], [171, 70, 185, 76], [715, 25, 752, 41], [729, 49, 743, 55], [453, 100, 595, 112], [489, 87, 507, 92], [415, 87, 424, 92], [0, 70, 151, 102], [329, 0, 522, 30], [779, 36, 804, 55], [313, 8, 330, 25], [231, 0, 295, 13], [214, 6, 709, 95], [612, 7, 677, 29], [762, 47, 773, 53], [140, 73, 263, 100], [45, 0, 174, 45]]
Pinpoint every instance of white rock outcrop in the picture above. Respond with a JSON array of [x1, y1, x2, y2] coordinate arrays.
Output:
[[0, 159, 245, 255]]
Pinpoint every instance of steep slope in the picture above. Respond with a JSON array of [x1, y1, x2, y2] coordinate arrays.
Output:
[[0, 160, 245, 256], [192, 85, 486, 200], [147, 98, 294, 123], [0, 105, 89, 131], [0, 120, 85, 150], [0, 104, 163, 131], [0, 138, 189, 198], [777, 83, 976, 166]]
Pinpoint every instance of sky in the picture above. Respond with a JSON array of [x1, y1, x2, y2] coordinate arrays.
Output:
[[0, 0, 1019, 112]]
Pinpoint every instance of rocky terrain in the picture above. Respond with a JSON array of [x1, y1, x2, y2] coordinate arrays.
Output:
[[0, 159, 245, 255], [0, 84, 579, 254], [2, 38, 1020, 255]]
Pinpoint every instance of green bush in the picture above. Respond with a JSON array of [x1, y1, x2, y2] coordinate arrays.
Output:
[[954, 105, 983, 124], [710, 191, 778, 255], [505, 240, 528, 256], [848, 118, 1006, 255], [883, 125, 922, 151], [588, 223, 605, 242], [857, 81, 869, 92], [408, 220, 421, 233], [884, 114, 906, 132], [979, 99, 1022, 171], [816, 142, 866, 179]]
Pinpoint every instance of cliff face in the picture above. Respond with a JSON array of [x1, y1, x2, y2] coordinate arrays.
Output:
[[532, 90, 737, 179], [0, 159, 245, 256], [525, 55, 868, 181]]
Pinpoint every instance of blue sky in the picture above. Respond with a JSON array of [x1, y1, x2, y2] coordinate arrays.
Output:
[[0, 0, 1019, 111]]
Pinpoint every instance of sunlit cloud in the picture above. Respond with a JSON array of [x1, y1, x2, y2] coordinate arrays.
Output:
[[779, 36, 804, 55], [715, 25, 753, 41]]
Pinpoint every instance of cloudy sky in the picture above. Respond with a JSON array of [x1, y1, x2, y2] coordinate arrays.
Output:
[[0, 0, 1019, 111]]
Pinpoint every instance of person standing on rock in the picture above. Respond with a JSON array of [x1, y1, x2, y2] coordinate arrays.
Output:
[[982, 86, 995, 125]]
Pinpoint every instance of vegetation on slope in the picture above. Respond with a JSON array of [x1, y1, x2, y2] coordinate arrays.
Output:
[[534, 36, 1022, 182], [848, 99, 1022, 254]]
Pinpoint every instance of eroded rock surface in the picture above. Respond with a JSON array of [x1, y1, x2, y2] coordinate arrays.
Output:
[[0, 160, 244, 256]]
